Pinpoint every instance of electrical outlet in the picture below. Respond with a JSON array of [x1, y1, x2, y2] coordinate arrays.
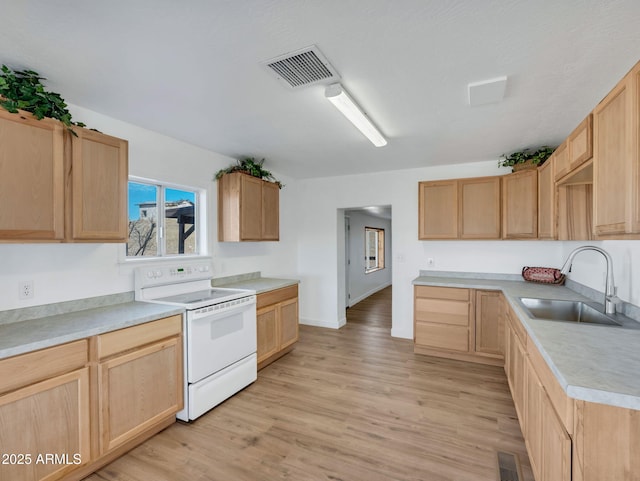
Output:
[[19, 280, 34, 300]]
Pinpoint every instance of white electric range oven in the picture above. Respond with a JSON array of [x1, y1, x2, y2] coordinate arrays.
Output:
[[135, 262, 256, 421]]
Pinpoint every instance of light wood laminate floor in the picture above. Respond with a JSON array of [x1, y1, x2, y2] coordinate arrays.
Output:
[[86, 286, 533, 481]]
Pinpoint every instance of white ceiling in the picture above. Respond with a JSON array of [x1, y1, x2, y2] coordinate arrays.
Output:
[[2, 0, 640, 179]]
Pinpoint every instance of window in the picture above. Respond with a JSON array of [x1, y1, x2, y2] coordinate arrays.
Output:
[[365, 227, 385, 273], [127, 179, 204, 258]]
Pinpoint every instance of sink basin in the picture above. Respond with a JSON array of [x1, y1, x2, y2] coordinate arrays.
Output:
[[518, 297, 622, 327]]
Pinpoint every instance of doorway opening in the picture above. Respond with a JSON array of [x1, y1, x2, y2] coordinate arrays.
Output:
[[341, 206, 392, 330]]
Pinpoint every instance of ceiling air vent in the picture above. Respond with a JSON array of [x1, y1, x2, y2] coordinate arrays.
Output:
[[263, 45, 340, 89]]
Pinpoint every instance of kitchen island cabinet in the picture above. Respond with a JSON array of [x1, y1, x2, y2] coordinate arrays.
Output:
[[257, 284, 298, 370], [0, 107, 128, 243]]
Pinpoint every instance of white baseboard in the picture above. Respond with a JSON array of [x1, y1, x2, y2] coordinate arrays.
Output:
[[348, 282, 392, 307], [391, 326, 412, 340], [299, 317, 344, 330]]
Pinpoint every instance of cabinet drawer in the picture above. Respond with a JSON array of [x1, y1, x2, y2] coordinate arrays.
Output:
[[257, 284, 298, 309], [0, 340, 87, 394], [415, 298, 470, 325], [97, 315, 182, 360], [415, 322, 468, 352], [414, 285, 470, 301]]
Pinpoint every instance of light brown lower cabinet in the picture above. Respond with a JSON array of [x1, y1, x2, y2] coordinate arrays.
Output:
[[0, 362, 90, 481], [0, 315, 183, 481], [257, 284, 299, 370], [525, 350, 571, 481], [96, 317, 183, 454], [413, 286, 504, 365]]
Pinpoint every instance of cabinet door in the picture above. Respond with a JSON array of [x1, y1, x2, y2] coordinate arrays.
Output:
[[0, 110, 65, 240], [257, 305, 279, 363], [568, 114, 593, 171], [553, 142, 570, 181], [98, 337, 182, 454], [474, 290, 504, 358], [593, 62, 640, 236], [0, 368, 90, 481], [240, 175, 263, 240], [557, 184, 593, 240], [418, 180, 458, 239], [458, 176, 501, 239], [502, 170, 538, 238], [507, 320, 526, 422], [279, 297, 299, 350], [540, 394, 571, 481], [537, 158, 556, 239], [525, 359, 543, 481], [261, 181, 279, 240], [70, 128, 128, 241]]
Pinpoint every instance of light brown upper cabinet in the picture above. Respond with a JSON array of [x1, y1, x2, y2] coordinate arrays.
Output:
[[567, 114, 593, 172], [418, 179, 458, 239], [0, 108, 129, 243], [458, 176, 501, 239], [67, 127, 128, 242], [553, 141, 571, 181], [0, 108, 65, 240], [218, 172, 280, 241], [537, 157, 556, 239], [502, 169, 538, 238], [418, 176, 501, 240], [593, 60, 640, 237]]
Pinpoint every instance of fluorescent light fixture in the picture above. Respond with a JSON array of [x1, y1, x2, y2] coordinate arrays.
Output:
[[325, 83, 387, 147]]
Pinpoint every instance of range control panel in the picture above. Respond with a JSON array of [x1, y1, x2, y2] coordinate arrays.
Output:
[[135, 262, 212, 288]]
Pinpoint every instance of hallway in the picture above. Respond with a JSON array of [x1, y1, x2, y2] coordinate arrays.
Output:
[[346, 285, 392, 330]]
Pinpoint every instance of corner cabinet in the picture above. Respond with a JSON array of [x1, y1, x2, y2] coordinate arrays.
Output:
[[218, 172, 280, 242], [256, 285, 298, 370], [0, 108, 129, 243], [593, 60, 640, 237], [537, 156, 556, 239]]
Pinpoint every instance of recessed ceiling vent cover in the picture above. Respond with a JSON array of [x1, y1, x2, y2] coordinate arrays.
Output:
[[263, 45, 340, 89]]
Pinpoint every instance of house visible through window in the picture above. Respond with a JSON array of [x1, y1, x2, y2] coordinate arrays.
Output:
[[127, 179, 203, 258], [365, 227, 385, 273]]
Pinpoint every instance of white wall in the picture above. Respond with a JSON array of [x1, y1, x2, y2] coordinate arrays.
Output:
[[294, 164, 640, 338], [345, 211, 392, 307], [0, 105, 298, 311]]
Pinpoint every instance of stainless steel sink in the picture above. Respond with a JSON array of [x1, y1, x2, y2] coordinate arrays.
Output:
[[518, 297, 623, 327]]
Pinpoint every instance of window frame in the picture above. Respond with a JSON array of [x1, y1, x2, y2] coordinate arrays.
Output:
[[364, 226, 385, 274], [124, 176, 207, 261]]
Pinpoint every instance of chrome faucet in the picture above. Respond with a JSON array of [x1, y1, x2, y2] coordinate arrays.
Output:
[[560, 246, 620, 314]]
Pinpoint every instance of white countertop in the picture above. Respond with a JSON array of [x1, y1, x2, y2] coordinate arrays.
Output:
[[214, 277, 299, 294], [413, 274, 640, 410], [0, 302, 184, 360]]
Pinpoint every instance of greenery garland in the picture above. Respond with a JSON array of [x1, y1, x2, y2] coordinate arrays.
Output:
[[499, 146, 555, 168], [0, 65, 85, 134], [215, 157, 284, 189]]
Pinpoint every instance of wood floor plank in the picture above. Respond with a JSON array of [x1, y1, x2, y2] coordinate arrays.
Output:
[[84, 286, 532, 481]]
